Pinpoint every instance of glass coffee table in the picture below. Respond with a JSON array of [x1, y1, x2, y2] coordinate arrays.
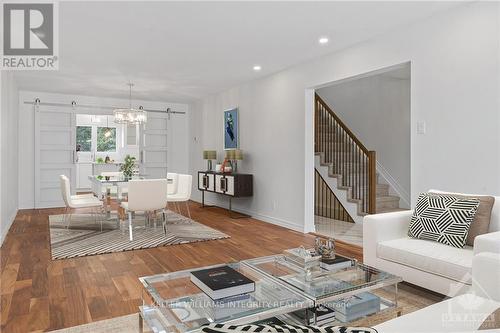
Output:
[[243, 254, 402, 325], [139, 253, 402, 332], [139, 262, 314, 333]]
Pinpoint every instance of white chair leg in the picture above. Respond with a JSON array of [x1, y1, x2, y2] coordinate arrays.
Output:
[[185, 201, 191, 219], [128, 211, 133, 241], [162, 209, 167, 235], [63, 207, 68, 224], [97, 207, 103, 232], [66, 210, 73, 229]]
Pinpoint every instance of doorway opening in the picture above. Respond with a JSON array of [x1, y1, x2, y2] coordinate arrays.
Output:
[[75, 114, 139, 192], [311, 63, 411, 246]]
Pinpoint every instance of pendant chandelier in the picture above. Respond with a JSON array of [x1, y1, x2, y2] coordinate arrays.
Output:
[[113, 83, 147, 124], [104, 114, 112, 138]]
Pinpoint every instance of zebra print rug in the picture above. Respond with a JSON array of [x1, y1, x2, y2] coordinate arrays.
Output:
[[49, 210, 229, 260]]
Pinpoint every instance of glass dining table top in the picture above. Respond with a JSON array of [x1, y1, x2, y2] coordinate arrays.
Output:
[[88, 174, 146, 184]]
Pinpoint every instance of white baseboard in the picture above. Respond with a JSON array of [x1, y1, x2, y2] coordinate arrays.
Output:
[[1, 209, 18, 246], [190, 198, 305, 233], [376, 161, 411, 208]]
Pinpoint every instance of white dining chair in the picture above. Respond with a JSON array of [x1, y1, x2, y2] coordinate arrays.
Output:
[[120, 179, 168, 241], [167, 174, 192, 218], [167, 172, 179, 196], [60, 175, 104, 230]]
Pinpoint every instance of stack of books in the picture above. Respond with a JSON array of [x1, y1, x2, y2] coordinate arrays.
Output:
[[293, 305, 336, 326], [334, 292, 380, 322], [190, 266, 255, 300], [319, 254, 355, 271], [190, 266, 256, 320]]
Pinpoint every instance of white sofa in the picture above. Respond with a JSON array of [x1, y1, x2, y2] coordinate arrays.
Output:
[[363, 190, 500, 297], [374, 252, 500, 332]]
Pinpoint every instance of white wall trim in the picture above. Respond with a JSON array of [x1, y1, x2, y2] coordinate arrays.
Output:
[[376, 160, 411, 208], [190, 198, 304, 232], [1, 210, 18, 245], [304, 89, 315, 233]]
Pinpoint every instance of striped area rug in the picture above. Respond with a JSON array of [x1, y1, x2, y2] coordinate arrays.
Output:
[[49, 210, 229, 260]]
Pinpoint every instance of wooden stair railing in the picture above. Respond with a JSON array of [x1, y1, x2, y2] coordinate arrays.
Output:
[[315, 169, 354, 222], [315, 93, 376, 214]]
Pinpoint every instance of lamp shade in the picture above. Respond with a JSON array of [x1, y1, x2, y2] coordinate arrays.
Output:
[[225, 150, 235, 160], [203, 150, 216, 160], [234, 149, 243, 160]]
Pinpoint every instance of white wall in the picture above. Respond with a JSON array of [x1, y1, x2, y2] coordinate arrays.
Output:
[[18, 91, 190, 209], [1, 72, 20, 244], [317, 66, 411, 204], [189, 2, 500, 232]]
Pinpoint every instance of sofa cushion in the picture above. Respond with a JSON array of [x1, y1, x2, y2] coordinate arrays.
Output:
[[377, 237, 473, 283], [430, 189, 500, 233], [430, 191, 495, 246], [408, 193, 480, 248]]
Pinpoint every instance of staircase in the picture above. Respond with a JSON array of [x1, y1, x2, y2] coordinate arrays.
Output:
[[314, 94, 403, 224]]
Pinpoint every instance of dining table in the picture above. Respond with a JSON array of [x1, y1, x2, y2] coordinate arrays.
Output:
[[88, 174, 145, 221]]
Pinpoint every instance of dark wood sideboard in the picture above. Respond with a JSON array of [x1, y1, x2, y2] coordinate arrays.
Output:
[[198, 171, 253, 218]]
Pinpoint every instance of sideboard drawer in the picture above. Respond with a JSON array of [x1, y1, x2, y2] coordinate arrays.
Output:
[[215, 175, 234, 196], [225, 176, 234, 196], [198, 172, 215, 192]]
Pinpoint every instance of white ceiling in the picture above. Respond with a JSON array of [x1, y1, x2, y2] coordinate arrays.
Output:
[[13, 1, 463, 103]]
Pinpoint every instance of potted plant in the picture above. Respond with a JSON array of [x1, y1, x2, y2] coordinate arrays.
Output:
[[120, 155, 136, 179]]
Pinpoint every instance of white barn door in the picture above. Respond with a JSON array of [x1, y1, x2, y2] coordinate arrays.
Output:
[[34, 105, 76, 208], [139, 112, 168, 178]]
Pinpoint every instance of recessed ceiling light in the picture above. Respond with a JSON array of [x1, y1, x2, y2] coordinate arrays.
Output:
[[253, 65, 262, 71], [318, 37, 329, 45]]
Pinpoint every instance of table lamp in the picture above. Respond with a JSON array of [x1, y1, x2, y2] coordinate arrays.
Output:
[[203, 150, 217, 171], [226, 149, 243, 173]]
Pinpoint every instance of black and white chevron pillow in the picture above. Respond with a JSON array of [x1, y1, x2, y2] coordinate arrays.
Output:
[[202, 323, 377, 333], [408, 193, 480, 248]]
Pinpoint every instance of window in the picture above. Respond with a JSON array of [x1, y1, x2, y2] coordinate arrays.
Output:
[[97, 127, 116, 152], [76, 126, 92, 152]]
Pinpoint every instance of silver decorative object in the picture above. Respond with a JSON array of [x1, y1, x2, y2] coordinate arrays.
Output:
[[315, 237, 336, 260], [283, 246, 321, 270]]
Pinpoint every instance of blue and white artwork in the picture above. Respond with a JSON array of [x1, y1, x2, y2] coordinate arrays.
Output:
[[224, 108, 239, 149]]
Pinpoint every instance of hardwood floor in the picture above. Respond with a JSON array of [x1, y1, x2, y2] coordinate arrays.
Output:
[[0, 201, 362, 332]]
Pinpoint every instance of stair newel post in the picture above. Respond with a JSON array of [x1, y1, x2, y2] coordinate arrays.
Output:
[[368, 150, 377, 214]]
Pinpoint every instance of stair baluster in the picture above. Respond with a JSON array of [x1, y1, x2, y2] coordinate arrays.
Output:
[[314, 94, 377, 214]]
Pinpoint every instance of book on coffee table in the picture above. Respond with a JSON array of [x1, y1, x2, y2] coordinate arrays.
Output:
[[292, 304, 336, 325], [190, 266, 255, 300], [334, 292, 380, 322], [320, 255, 354, 271]]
